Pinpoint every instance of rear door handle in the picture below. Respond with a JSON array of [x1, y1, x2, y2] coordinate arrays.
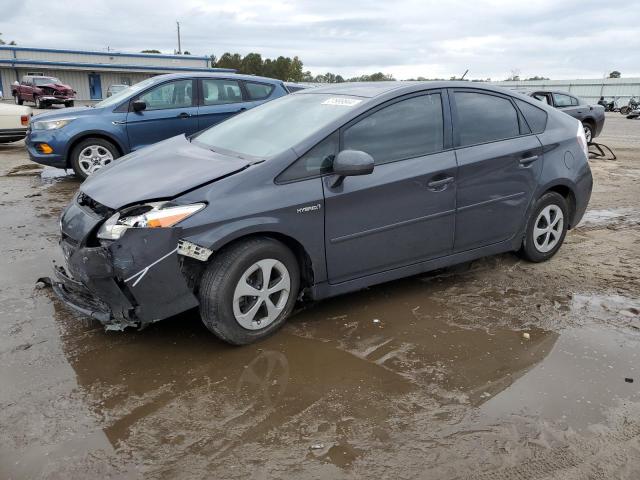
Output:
[[427, 176, 454, 190], [519, 155, 539, 166], [177, 112, 192, 119]]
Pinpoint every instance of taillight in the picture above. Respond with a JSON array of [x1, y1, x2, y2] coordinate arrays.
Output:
[[576, 121, 588, 159], [21, 115, 29, 126]]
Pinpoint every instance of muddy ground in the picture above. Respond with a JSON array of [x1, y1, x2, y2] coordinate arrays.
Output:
[[1, 113, 639, 480]]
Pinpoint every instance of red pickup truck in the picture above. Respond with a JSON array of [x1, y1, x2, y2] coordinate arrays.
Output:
[[12, 75, 76, 109]]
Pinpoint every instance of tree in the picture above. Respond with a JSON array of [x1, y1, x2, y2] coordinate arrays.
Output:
[[524, 76, 549, 81], [217, 53, 243, 71], [0, 33, 16, 45], [609, 71, 621, 79], [289, 56, 304, 82], [240, 53, 263, 76], [141, 49, 161, 53]]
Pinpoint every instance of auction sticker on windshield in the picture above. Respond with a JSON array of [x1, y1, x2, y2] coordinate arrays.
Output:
[[321, 97, 362, 106]]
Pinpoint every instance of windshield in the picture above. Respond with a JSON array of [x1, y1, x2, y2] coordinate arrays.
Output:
[[194, 94, 364, 158], [94, 77, 157, 108], [34, 77, 61, 86]]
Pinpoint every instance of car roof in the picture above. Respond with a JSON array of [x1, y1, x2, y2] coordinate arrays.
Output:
[[155, 72, 284, 84], [295, 81, 522, 98], [506, 87, 578, 97]]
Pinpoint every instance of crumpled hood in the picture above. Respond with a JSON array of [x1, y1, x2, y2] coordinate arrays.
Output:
[[40, 82, 73, 91], [80, 135, 250, 210]]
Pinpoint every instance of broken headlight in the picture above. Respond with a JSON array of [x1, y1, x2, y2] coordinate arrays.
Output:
[[97, 202, 205, 240]]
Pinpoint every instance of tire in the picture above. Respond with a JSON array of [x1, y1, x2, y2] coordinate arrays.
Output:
[[519, 192, 569, 263], [620, 106, 630, 115], [199, 237, 300, 345], [70, 137, 120, 179], [65, 101, 74, 108], [582, 122, 594, 144], [14, 94, 23, 105], [34, 96, 43, 109]]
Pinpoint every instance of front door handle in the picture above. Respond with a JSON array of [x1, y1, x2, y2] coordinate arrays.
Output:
[[427, 176, 454, 190], [519, 155, 539, 166], [177, 112, 192, 119]]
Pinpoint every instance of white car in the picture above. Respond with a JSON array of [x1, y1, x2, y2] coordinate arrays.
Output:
[[0, 102, 32, 143]]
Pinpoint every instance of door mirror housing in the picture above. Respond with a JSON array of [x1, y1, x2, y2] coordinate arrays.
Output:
[[132, 100, 147, 112], [331, 150, 374, 187]]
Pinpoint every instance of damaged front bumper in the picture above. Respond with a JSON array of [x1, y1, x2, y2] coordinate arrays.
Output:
[[50, 201, 201, 330]]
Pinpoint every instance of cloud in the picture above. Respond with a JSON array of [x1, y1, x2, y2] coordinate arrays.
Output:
[[1, 0, 638, 80]]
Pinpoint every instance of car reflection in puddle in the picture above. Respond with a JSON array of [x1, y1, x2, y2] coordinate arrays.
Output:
[[50, 272, 640, 474]]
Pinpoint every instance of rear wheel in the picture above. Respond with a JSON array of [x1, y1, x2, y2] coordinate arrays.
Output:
[[620, 106, 630, 115], [519, 192, 569, 262], [199, 237, 300, 345], [70, 137, 119, 179], [65, 101, 74, 108], [582, 122, 594, 144]]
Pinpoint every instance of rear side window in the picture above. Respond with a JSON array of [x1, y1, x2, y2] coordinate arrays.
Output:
[[552, 93, 573, 107], [515, 99, 548, 134], [202, 79, 243, 105], [277, 132, 338, 182], [455, 92, 519, 146], [245, 82, 275, 100], [343, 94, 444, 164]]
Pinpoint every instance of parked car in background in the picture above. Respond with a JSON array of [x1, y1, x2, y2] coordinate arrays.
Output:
[[51, 82, 592, 345], [514, 89, 604, 144], [12, 76, 76, 109], [106, 84, 128, 97], [0, 102, 32, 143], [26, 72, 289, 178]]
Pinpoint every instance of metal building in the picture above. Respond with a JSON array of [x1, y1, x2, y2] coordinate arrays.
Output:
[[496, 78, 640, 105], [0, 46, 232, 101]]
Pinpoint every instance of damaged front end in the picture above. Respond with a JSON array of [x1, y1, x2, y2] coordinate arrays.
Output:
[[49, 193, 210, 331]]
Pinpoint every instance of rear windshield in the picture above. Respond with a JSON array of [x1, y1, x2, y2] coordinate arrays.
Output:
[[193, 94, 363, 158]]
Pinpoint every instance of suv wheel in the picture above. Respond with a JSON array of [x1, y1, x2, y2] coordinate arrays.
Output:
[[519, 192, 569, 262], [70, 137, 119, 179], [199, 237, 300, 345]]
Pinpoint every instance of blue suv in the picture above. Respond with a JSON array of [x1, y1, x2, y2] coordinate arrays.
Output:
[[26, 73, 288, 178]]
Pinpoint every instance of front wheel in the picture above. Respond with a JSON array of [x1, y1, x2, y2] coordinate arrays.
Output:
[[65, 101, 74, 108], [620, 106, 630, 115], [14, 94, 23, 105], [199, 238, 300, 345], [70, 137, 120, 179], [519, 192, 569, 263]]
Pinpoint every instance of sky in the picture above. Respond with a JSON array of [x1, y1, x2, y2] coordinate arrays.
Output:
[[2, 0, 639, 80]]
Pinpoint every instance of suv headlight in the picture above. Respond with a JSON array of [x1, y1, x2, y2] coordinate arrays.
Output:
[[31, 117, 76, 130], [97, 202, 205, 240]]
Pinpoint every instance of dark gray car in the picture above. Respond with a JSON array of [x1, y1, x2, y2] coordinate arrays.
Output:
[[51, 82, 593, 345], [514, 88, 605, 144]]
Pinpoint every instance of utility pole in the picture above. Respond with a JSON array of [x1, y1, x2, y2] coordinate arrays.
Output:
[[176, 21, 182, 55]]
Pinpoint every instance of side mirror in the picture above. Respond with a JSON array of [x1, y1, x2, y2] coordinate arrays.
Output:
[[132, 100, 147, 112], [331, 150, 374, 187]]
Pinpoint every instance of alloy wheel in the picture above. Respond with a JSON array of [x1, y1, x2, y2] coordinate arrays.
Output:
[[232, 259, 291, 330], [533, 205, 564, 253], [78, 145, 114, 176]]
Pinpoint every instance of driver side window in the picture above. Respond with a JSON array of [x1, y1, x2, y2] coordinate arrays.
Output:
[[137, 79, 193, 111]]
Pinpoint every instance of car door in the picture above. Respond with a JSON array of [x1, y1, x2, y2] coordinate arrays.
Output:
[[323, 91, 457, 283], [23, 77, 34, 102], [450, 89, 544, 252], [197, 78, 251, 130], [126, 78, 199, 151]]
